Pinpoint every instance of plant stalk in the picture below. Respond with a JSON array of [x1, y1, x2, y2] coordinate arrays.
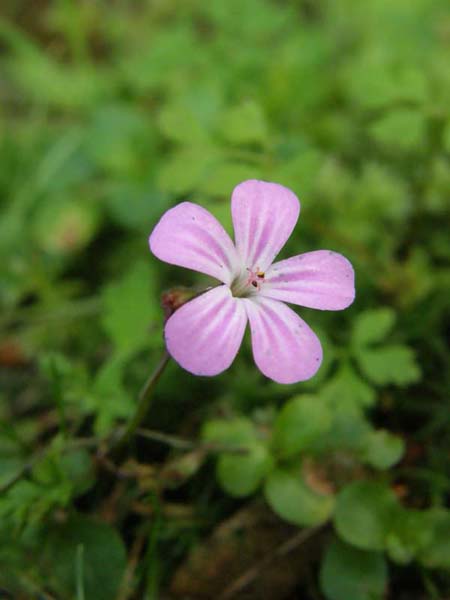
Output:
[[112, 350, 171, 454]]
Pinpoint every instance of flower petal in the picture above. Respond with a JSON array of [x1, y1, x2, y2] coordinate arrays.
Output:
[[231, 180, 300, 271], [149, 202, 240, 285], [243, 296, 322, 384], [262, 250, 355, 310], [165, 286, 247, 377]]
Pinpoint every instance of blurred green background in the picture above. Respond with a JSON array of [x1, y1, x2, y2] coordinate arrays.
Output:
[[0, 0, 449, 598]]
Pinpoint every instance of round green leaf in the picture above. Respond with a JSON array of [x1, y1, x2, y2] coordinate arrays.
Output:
[[158, 103, 208, 144], [33, 198, 99, 255], [320, 537, 387, 600], [272, 395, 331, 458], [369, 108, 426, 153], [272, 148, 323, 196], [264, 468, 334, 526], [334, 481, 397, 551], [60, 448, 95, 496], [101, 261, 158, 355], [198, 161, 259, 197], [363, 430, 405, 470], [219, 100, 268, 145], [418, 509, 450, 570], [443, 119, 450, 153], [385, 508, 434, 565], [351, 308, 396, 348], [43, 515, 126, 600], [357, 345, 421, 386], [201, 417, 257, 447], [217, 442, 273, 498], [157, 147, 218, 194], [321, 364, 376, 411]]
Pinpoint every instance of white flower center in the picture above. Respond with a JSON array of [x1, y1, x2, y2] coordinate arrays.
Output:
[[231, 266, 266, 298]]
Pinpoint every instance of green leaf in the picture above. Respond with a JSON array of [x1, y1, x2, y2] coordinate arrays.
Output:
[[158, 103, 209, 144], [363, 430, 405, 470], [101, 261, 158, 356], [272, 395, 331, 458], [217, 442, 273, 498], [197, 161, 260, 197], [85, 104, 154, 175], [157, 147, 219, 194], [310, 410, 372, 455], [320, 537, 387, 600], [443, 119, 450, 154], [346, 58, 427, 110], [31, 441, 94, 498], [357, 345, 421, 386], [203, 417, 273, 497], [264, 468, 334, 527], [351, 308, 396, 348], [425, 157, 450, 214], [201, 417, 257, 447], [369, 108, 426, 152], [219, 100, 268, 145], [43, 515, 126, 600], [106, 183, 169, 231], [33, 198, 100, 256], [0, 434, 25, 489], [60, 449, 95, 496], [271, 148, 323, 196], [356, 163, 411, 223], [39, 352, 91, 415], [321, 364, 376, 410], [0, 480, 50, 529], [10, 53, 112, 109], [91, 357, 134, 435], [418, 509, 450, 569], [334, 481, 398, 551], [385, 508, 435, 565]]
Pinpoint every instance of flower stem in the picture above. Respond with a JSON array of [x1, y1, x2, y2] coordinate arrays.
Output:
[[112, 350, 171, 453]]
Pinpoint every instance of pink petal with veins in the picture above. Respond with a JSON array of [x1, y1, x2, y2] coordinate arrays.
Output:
[[150, 202, 240, 285], [231, 180, 300, 271], [243, 295, 322, 384], [262, 250, 355, 310], [164, 286, 247, 376]]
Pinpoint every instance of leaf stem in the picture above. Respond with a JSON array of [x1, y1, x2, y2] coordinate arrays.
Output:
[[135, 427, 248, 454], [112, 350, 171, 453]]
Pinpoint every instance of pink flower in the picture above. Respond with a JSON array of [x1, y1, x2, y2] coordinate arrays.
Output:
[[149, 180, 355, 384]]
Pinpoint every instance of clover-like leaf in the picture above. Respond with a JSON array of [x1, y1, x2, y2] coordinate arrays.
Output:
[[321, 364, 376, 410], [43, 515, 126, 600], [157, 146, 219, 194], [334, 481, 398, 551], [158, 103, 209, 144], [201, 417, 257, 447], [265, 468, 334, 527], [219, 100, 268, 145], [203, 417, 273, 497], [369, 108, 426, 152], [357, 345, 421, 386], [362, 430, 405, 470], [33, 197, 100, 256], [418, 509, 450, 570], [385, 508, 435, 565], [101, 261, 158, 356], [217, 441, 273, 498], [320, 537, 387, 600], [198, 161, 260, 197], [272, 394, 331, 458], [351, 308, 396, 348]]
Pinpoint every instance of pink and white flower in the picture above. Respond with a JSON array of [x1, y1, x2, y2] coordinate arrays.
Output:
[[149, 180, 355, 384]]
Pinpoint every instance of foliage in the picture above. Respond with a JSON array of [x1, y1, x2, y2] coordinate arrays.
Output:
[[0, 0, 449, 598]]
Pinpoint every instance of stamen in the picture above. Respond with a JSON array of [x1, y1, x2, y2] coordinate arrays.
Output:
[[231, 266, 265, 297]]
